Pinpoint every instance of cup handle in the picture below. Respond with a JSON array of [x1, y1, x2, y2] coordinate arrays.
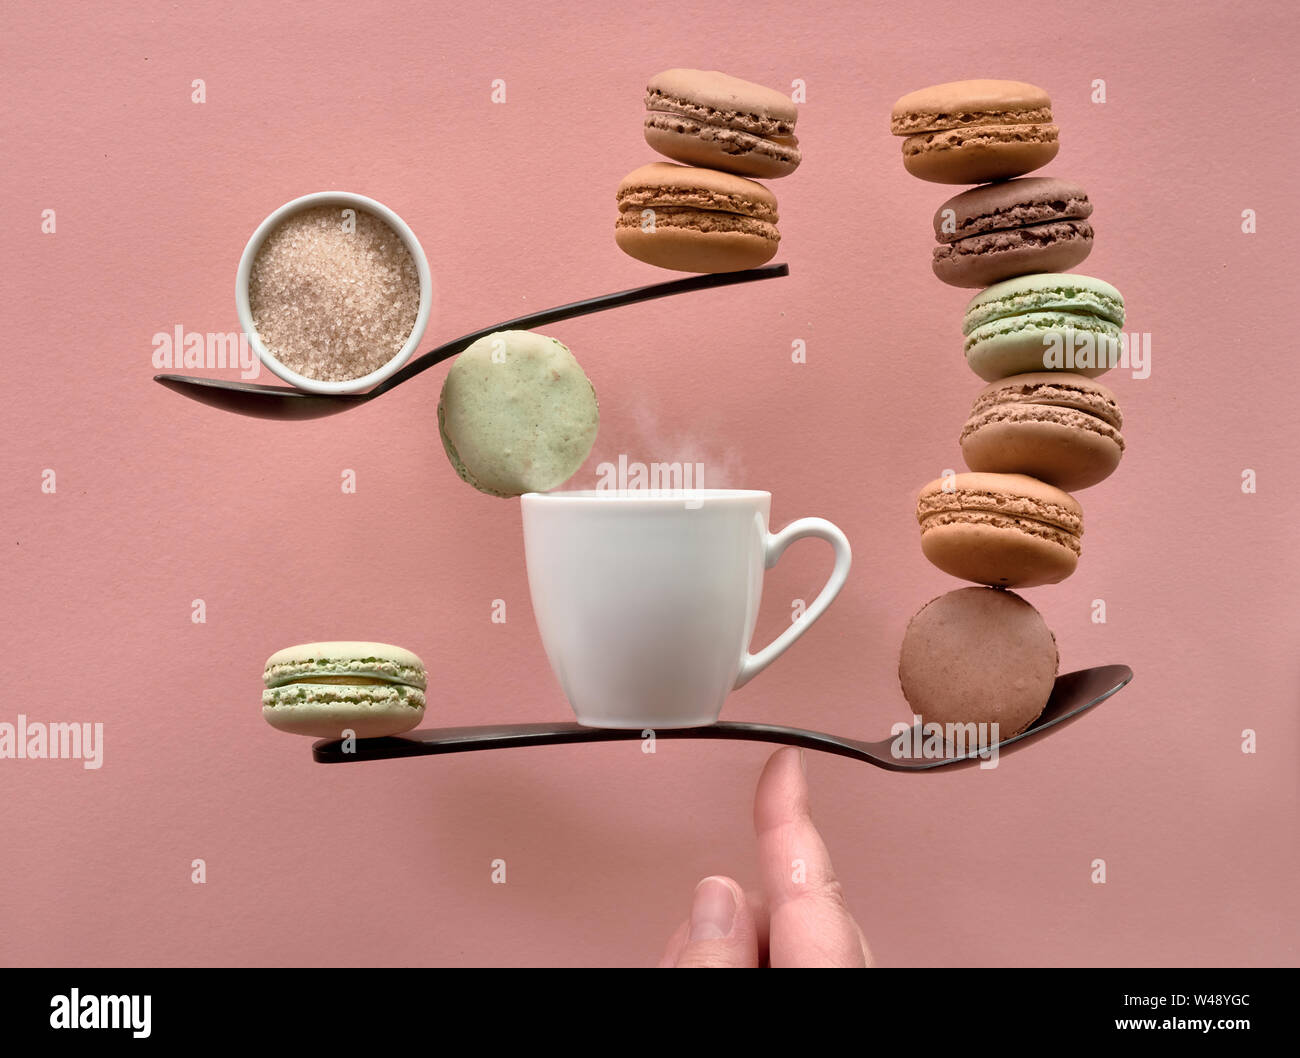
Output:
[[733, 517, 852, 690]]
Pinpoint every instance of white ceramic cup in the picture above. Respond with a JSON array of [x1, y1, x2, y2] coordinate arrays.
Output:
[[521, 490, 852, 728], [235, 191, 433, 395]]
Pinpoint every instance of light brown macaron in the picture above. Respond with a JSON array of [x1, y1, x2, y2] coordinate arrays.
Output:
[[644, 68, 800, 179], [916, 472, 1083, 587], [961, 373, 1125, 492], [890, 80, 1059, 184], [615, 162, 780, 273], [899, 587, 1058, 738]]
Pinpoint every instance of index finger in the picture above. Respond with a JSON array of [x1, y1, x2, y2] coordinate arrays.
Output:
[[753, 747, 872, 967]]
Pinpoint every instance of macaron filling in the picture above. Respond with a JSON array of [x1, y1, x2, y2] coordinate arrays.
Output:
[[961, 403, 1125, 448], [645, 89, 795, 139], [963, 311, 1121, 355], [969, 378, 1123, 428], [917, 488, 1082, 555], [616, 206, 779, 240], [262, 683, 426, 710], [891, 106, 1053, 136], [935, 219, 1092, 263], [936, 192, 1092, 243], [964, 282, 1125, 334], [644, 113, 800, 165], [616, 184, 778, 222], [616, 184, 779, 241], [264, 654, 427, 689], [903, 123, 1058, 158]]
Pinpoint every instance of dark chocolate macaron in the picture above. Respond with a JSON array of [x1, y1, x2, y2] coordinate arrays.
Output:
[[933, 177, 1093, 288]]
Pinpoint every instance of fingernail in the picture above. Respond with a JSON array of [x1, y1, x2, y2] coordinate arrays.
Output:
[[689, 877, 737, 941]]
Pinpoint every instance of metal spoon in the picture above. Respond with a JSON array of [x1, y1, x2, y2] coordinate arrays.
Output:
[[155, 264, 790, 420], [311, 664, 1131, 771]]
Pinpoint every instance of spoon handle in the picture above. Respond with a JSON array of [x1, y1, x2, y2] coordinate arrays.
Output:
[[372, 263, 790, 395]]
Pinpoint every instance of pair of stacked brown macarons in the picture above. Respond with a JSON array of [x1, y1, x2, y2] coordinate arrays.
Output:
[[888, 80, 1131, 740], [615, 69, 800, 273]]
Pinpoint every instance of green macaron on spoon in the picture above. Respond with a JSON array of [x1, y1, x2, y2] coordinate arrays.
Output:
[[310, 664, 1132, 771], [155, 264, 789, 420]]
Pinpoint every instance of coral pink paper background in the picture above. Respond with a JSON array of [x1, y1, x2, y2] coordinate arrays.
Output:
[[2, 0, 1297, 966]]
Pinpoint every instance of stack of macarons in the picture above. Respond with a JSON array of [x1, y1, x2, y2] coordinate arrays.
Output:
[[889, 78, 1132, 584], [616, 68, 799, 273], [889, 79, 1131, 740]]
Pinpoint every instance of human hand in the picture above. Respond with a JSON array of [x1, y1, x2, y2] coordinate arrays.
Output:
[[658, 746, 872, 967]]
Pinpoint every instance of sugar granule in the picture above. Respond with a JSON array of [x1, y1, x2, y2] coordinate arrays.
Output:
[[248, 205, 421, 382]]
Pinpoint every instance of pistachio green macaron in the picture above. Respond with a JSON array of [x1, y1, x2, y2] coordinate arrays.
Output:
[[962, 274, 1125, 381], [262, 641, 426, 739], [438, 330, 599, 497]]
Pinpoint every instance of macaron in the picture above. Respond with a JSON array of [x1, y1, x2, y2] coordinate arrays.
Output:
[[262, 642, 427, 738], [899, 587, 1058, 738], [961, 373, 1125, 491], [643, 68, 800, 179], [890, 80, 1059, 184], [916, 472, 1083, 587], [438, 329, 599, 497], [615, 162, 780, 272], [962, 273, 1126, 382], [933, 177, 1093, 288]]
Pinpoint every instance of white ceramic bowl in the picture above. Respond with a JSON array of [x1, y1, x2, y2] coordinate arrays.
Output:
[[235, 191, 433, 395]]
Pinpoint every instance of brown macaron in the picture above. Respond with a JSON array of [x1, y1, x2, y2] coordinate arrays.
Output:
[[899, 587, 1058, 738], [890, 80, 1059, 184], [916, 472, 1083, 587], [615, 162, 780, 273], [643, 68, 800, 179], [961, 373, 1125, 492], [933, 177, 1094, 288]]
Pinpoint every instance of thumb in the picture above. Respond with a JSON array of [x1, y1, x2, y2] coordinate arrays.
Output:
[[672, 876, 759, 968]]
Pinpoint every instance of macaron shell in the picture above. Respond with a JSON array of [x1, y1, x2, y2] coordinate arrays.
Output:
[[933, 220, 1093, 288], [964, 273, 1125, 329], [965, 321, 1121, 381], [438, 330, 599, 497], [891, 80, 1053, 135], [962, 415, 1123, 491], [615, 221, 777, 272], [901, 125, 1059, 184], [647, 68, 798, 126], [919, 520, 1078, 587], [933, 177, 1092, 242], [263, 641, 427, 689], [967, 315, 1123, 380], [262, 683, 426, 739]]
